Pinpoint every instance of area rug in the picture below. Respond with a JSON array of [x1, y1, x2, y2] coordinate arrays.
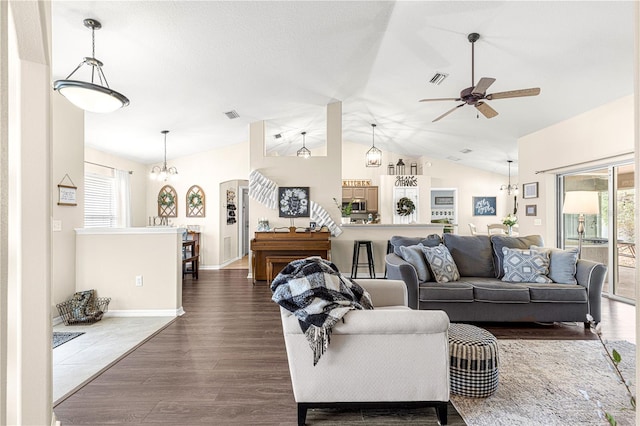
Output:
[[53, 332, 85, 349], [451, 339, 636, 425]]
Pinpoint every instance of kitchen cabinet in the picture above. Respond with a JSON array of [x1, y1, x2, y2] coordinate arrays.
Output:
[[343, 187, 366, 199], [365, 187, 378, 212], [343, 186, 378, 212]]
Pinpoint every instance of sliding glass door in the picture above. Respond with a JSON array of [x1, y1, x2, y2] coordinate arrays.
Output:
[[559, 162, 635, 302]]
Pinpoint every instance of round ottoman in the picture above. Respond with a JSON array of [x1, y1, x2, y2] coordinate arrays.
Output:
[[448, 323, 499, 397]]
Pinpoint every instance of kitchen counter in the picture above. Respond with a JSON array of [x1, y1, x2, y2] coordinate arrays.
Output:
[[341, 223, 456, 228]]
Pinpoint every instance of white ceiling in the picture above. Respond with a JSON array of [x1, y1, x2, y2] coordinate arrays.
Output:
[[51, 1, 635, 176]]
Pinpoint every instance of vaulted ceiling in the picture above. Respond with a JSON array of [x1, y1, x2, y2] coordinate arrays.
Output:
[[51, 1, 635, 176]]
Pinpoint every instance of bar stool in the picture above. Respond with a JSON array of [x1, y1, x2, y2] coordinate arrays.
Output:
[[384, 240, 394, 278], [351, 240, 375, 279]]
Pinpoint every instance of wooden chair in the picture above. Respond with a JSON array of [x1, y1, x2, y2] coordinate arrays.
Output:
[[468, 223, 480, 235], [182, 240, 199, 280], [487, 224, 508, 235]]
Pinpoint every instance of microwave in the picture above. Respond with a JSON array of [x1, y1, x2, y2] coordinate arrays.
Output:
[[343, 200, 366, 213]]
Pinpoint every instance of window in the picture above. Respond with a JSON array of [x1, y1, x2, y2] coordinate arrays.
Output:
[[84, 172, 117, 227]]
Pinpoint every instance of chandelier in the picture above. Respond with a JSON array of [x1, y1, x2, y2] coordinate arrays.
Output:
[[53, 18, 129, 113], [297, 131, 311, 158], [500, 160, 518, 195], [150, 131, 178, 181], [365, 123, 382, 167]]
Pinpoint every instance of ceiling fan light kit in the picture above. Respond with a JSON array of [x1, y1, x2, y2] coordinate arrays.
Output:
[[420, 32, 540, 122], [54, 18, 129, 113], [365, 123, 382, 167], [150, 130, 179, 181]]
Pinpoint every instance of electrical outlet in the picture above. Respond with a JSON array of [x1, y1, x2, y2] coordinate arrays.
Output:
[[52, 220, 62, 232], [135, 275, 143, 287], [534, 219, 542, 226]]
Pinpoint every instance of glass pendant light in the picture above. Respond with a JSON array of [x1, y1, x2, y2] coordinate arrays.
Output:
[[297, 131, 311, 159], [365, 123, 382, 167], [53, 18, 129, 113]]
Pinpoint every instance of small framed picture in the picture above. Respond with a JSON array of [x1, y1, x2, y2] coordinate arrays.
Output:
[[434, 196, 454, 205], [525, 205, 537, 216], [309, 221, 317, 231], [523, 182, 539, 199], [57, 184, 77, 206]]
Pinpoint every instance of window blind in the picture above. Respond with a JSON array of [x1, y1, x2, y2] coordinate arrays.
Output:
[[84, 172, 116, 227]]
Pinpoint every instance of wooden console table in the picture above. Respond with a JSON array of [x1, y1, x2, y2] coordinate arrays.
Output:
[[251, 230, 331, 282]]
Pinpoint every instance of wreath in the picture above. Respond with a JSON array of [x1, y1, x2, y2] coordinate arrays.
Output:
[[158, 192, 175, 207], [396, 197, 415, 216], [188, 192, 203, 208]]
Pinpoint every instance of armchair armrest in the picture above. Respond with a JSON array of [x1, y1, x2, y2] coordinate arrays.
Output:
[[385, 253, 420, 309], [576, 258, 607, 322], [351, 278, 408, 307]]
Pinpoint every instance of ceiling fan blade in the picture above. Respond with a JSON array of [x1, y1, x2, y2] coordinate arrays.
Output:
[[432, 103, 465, 122], [419, 97, 461, 102], [472, 77, 496, 95], [486, 87, 540, 100], [475, 101, 498, 119]]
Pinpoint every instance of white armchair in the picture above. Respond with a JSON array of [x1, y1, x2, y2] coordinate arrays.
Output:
[[279, 279, 450, 425]]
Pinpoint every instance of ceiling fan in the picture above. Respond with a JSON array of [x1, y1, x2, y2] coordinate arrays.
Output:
[[419, 33, 540, 122]]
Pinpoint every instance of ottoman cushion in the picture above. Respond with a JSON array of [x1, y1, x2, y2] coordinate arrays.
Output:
[[448, 323, 499, 397]]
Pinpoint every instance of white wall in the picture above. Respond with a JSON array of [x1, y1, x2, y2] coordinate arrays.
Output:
[[146, 142, 250, 268], [518, 95, 634, 244], [52, 93, 84, 318]]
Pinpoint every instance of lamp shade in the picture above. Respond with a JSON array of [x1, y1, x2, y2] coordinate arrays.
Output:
[[562, 191, 599, 215], [54, 80, 129, 113]]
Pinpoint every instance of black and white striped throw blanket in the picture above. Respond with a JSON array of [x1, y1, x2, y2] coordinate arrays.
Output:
[[271, 257, 373, 365]]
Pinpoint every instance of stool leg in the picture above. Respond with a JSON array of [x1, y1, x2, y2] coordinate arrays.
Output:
[[351, 241, 359, 279], [366, 242, 375, 279]]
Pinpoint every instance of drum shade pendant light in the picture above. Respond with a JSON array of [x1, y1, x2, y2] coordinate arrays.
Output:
[[297, 131, 311, 158], [365, 123, 382, 167], [150, 131, 178, 181], [500, 160, 518, 195], [53, 18, 129, 113]]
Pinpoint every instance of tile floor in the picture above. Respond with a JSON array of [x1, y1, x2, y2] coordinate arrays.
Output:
[[53, 316, 175, 405]]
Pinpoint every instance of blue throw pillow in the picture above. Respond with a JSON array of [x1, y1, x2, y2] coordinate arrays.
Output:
[[530, 245, 579, 284]]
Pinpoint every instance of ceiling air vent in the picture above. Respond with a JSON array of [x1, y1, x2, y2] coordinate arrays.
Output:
[[460, 148, 472, 154], [224, 110, 240, 119], [274, 133, 282, 139], [429, 72, 449, 85], [446, 156, 461, 162]]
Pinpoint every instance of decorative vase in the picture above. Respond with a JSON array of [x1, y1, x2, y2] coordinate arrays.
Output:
[[507, 226, 513, 236], [341, 217, 351, 224]]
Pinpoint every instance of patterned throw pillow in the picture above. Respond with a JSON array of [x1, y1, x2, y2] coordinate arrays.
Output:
[[501, 247, 552, 283], [421, 244, 460, 283]]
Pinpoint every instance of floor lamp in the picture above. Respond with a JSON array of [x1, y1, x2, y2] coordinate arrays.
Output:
[[562, 191, 600, 258]]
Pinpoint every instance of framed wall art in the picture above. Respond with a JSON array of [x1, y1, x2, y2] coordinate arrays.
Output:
[[523, 182, 539, 199], [472, 196, 497, 216], [525, 205, 537, 216], [278, 187, 310, 218]]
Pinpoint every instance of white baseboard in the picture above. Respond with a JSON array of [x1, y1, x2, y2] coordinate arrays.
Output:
[[200, 256, 242, 270]]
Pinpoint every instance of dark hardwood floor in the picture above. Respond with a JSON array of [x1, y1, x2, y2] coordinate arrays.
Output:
[[54, 269, 635, 425]]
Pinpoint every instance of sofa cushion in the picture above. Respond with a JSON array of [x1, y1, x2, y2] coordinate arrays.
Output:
[[398, 244, 431, 282], [501, 247, 552, 284], [530, 245, 579, 284], [527, 284, 588, 303], [419, 281, 474, 302], [421, 244, 460, 283], [491, 235, 544, 278], [471, 281, 531, 303], [443, 234, 495, 278], [391, 234, 442, 256]]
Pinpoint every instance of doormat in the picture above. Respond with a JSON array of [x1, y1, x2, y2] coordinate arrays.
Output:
[[53, 332, 85, 349], [451, 339, 636, 425]]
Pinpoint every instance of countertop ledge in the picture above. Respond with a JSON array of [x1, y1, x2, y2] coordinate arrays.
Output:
[[341, 223, 454, 228]]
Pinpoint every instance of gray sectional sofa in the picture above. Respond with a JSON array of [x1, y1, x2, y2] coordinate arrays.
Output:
[[385, 233, 607, 325]]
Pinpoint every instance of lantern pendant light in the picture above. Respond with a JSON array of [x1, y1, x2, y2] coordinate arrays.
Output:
[[365, 123, 382, 167], [297, 131, 311, 159]]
